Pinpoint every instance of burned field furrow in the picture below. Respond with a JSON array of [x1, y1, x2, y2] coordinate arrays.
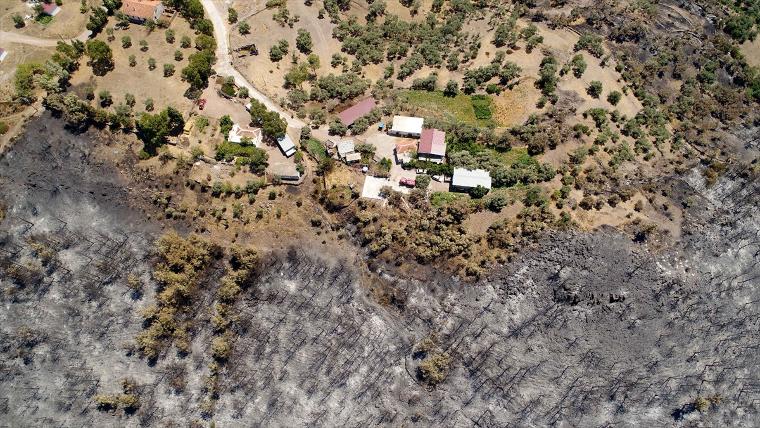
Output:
[[0, 115, 758, 425]]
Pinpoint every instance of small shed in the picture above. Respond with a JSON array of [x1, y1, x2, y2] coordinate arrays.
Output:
[[336, 139, 356, 159], [451, 168, 492, 191], [417, 128, 446, 163], [0, 49, 7, 62], [277, 134, 297, 157], [337, 98, 377, 126], [345, 152, 362, 163], [389, 116, 424, 138]]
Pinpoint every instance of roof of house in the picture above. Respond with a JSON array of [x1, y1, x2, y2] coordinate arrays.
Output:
[[277, 134, 297, 157], [345, 152, 362, 162], [42, 3, 60, 15], [418, 128, 446, 157], [391, 116, 424, 135], [228, 124, 262, 145], [336, 140, 355, 157], [395, 140, 417, 154], [452, 168, 492, 189], [337, 98, 377, 126], [121, 0, 161, 19]]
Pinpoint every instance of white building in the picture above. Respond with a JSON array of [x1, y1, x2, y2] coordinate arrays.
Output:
[[451, 168, 492, 191], [277, 134, 297, 157], [335, 139, 355, 158], [389, 116, 424, 138], [228, 124, 262, 146]]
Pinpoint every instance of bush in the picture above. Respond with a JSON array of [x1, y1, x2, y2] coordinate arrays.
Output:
[[296, 29, 313, 53], [443, 80, 459, 97], [574, 33, 604, 58], [415, 174, 431, 189], [469, 185, 489, 199], [607, 90, 622, 105], [587, 81, 603, 98]]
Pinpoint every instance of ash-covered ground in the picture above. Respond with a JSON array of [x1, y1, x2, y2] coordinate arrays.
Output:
[[0, 115, 758, 426]]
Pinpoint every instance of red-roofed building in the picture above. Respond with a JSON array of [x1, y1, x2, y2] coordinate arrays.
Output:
[[417, 129, 446, 163], [337, 98, 377, 126], [121, 0, 164, 23], [42, 3, 61, 16]]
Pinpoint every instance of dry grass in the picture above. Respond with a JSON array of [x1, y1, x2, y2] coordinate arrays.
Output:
[[68, 19, 196, 115], [0, 0, 91, 38]]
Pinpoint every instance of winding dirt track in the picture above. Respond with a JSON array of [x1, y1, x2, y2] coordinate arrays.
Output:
[[199, 0, 305, 129]]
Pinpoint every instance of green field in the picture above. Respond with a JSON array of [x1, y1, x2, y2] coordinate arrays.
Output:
[[304, 138, 328, 162], [498, 147, 534, 166], [399, 91, 496, 127], [430, 191, 468, 207]]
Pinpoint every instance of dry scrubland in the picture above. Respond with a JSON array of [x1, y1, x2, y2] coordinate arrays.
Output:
[[68, 17, 197, 114]]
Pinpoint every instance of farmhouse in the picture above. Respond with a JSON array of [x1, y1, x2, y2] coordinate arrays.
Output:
[[41, 3, 61, 16], [228, 124, 262, 146], [417, 129, 446, 163], [277, 134, 297, 157], [389, 116, 424, 138], [121, 0, 164, 23], [451, 168, 492, 191], [337, 98, 377, 126]]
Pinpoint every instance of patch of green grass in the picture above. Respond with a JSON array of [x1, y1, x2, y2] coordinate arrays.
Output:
[[305, 138, 328, 161], [400, 90, 496, 127], [498, 147, 533, 166], [470, 95, 492, 120], [430, 191, 468, 207], [216, 142, 263, 161], [35, 14, 53, 25]]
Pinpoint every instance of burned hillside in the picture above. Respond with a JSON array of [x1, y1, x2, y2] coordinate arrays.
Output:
[[0, 114, 758, 425]]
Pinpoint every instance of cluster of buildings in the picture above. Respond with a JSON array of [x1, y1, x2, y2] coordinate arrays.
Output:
[[334, 98, 493, 193]]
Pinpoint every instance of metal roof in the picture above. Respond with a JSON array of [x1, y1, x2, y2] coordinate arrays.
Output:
[[390, 116, 424, 135], [337, 98, 377, 126], [452, 168, 492, 189], [336, 140, 355, 157], [418, 128, 446, 157], [277, 134, 297, 157]]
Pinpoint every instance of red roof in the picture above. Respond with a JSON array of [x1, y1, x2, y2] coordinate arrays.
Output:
[[121, 0, 161, 20], [42, 3, 60, 14], [337, 98, 377, 126], [418, 129, 446, 157]]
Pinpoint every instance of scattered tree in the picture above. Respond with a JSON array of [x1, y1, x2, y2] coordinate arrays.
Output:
[[85, 40, 114, 76], [296, 29, 313, 54]]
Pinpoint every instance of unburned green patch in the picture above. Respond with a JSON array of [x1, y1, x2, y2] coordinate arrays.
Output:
[[399, 90, 497, 127]]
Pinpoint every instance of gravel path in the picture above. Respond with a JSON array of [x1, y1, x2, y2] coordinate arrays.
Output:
[[0, 29, 90, 47]]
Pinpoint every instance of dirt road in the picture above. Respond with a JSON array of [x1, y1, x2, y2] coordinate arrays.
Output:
[[0, 29, 90, 47], [199, 0, 305, 130]]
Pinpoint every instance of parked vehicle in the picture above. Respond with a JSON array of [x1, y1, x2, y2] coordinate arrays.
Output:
[[399, 177, 416, 187], [197, 99, 207, 110]]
